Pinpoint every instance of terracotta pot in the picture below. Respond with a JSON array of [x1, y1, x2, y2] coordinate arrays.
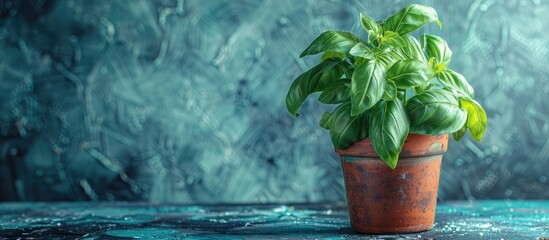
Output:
[[336, 134, 448, 234]]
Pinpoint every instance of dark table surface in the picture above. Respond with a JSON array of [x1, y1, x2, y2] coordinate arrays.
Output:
[[0, 201, 547, 239]]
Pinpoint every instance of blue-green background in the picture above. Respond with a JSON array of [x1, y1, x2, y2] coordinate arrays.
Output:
[[0, 0, 548, 202]]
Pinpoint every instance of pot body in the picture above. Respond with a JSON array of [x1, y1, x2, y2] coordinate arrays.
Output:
[[336, 134, 448, 234]]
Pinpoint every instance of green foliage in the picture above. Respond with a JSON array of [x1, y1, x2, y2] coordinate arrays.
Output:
[[387, 59, 430, 89], [399, 35, 427, 62], [349, 42, 375, 59], [299, 31, 362, 58], [327, 103, 369, 149], [320, 112, 332, 130], [285, 4, 487, 168], [350, 59, 386, 116], [437, 69, 475, 98], [285, 60, 343, 117], [380, 31, 405, 47], [318, 79, 350, 104], [369, 99, 410, 169], [360, 12, 382, 43], [406, 89, 467, 134], [452, 124, 468, 141], [458, 97, 487, 141], [382, 81, 397, 101], [321, 52, 346, 62], [383, 4, 442, 35], [422, 34, 452, 68]]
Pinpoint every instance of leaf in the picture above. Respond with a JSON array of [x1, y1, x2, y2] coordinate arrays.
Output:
[[459, 97, 487, 141], [437, 69, 475, 98], [367, 30, 378, 43], [354, 57, 365, 66], [369, 99, 410, 169], [376, 44, 392, 55], [349, 42, 375, 59], [300, 31, 362, 58], [399, 35, 428, 63], [374, 46, 398, 67], [318, 79, 351, 104], [377, 54, 397, 67], [321, 51, 346, 62], [383, 4, 441, 35], [329, 102, 369, 149], [405, 89, 467, 134], [341, 61, 353, 79], [381, 31, 405, 47], [414, 82, 437, 94], [382, 81, 397, 100], [286, 60, 343, 117], [360, 12, 382, 37], [350, 59, 386, 116], [452, 124, 467, 141], [389, 49, 406, 61], [422, 34, 452, 67], [320, 112, 332, 130], [397, 91, 406, 100], [387, 59, 430, 89]]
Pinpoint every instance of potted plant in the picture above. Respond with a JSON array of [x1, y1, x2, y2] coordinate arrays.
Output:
[[285, 4, 487, 234]]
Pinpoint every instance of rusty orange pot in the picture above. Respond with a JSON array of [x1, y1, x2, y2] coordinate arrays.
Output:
[[336, 134, 448, 234]]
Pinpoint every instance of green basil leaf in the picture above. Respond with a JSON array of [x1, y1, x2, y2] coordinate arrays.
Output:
[[300, 31, 362, 58], [459, 97, 487, 141], [387, 59, 430, 89], [405, 89, 467, 134], [381, 31, 406, 47], [341, 61, 353, 79], [399, 35, 428, 63], [415, 82, 438, 94], [376, 44, 392, 55], [329, 102, 369, 149], [389, 50, 406, 61], [367, 30, 377, 43], [369, 99, 410, 169], [422, 34, 452, 67], [360, 12, 382, 37], [349, 42, 375, 59], [318, 79, 351, 104], [383, 4, 442, 35], [321, 51, 346, 62], [452, 124, 467, 141], [350, 59, 386, 116], [378, 55, 397, 68], [374, 46, 397, 67], [437, 69, 475, 98], [320, 112, 332, 130], [353, 57, 365, 66], [286, 60, 343, 117], [382, 81, 397, 100]]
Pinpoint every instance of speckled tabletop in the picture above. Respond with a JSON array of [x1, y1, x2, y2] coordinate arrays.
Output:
[[0, 201, 547, 239]]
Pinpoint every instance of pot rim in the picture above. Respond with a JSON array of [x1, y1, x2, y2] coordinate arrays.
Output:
[[335, 133, 449, 158]]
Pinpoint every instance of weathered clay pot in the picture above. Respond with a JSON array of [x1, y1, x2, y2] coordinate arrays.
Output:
[[336, 134, 448, 234]]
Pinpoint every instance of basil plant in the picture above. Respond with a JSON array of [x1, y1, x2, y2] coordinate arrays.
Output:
[[285, 4, 487, 169]]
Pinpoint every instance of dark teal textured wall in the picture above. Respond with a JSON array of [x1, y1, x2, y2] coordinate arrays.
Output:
[[0, 0, 548, 202]]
